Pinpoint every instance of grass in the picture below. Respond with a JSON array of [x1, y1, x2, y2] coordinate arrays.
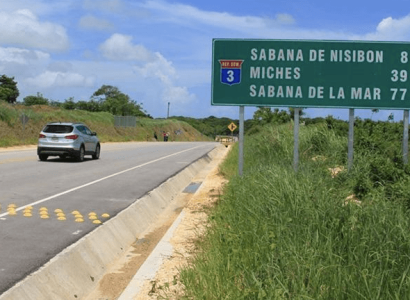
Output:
[[178, 122, 410, 300], [0, 102, 211, 147]]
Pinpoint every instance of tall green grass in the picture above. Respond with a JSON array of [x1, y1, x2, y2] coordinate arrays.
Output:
[[0, 101, 19, 126], [179, 123, 410, 299]]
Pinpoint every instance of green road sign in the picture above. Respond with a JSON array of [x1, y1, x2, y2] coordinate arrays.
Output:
[[212, 39, 410, 109]]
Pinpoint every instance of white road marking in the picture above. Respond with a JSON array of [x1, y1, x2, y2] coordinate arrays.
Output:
[[72, 230, 83, 235], [0, 145, 204, 218]]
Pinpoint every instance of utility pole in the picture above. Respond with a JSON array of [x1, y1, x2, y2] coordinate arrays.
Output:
[[167, 102, 170, 118]]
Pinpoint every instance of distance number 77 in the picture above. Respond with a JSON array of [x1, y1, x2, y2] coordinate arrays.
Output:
[[391, 88, 407, 100]]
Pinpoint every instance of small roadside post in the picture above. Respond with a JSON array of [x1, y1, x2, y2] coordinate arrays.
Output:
[[20, 113, 29, 145]]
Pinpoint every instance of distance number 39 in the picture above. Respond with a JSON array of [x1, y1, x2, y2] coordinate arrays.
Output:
[[391, 52, 409, 82], [391, 70, 407, 82]]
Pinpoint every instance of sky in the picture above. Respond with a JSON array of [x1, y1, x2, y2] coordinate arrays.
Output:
[[1, 0, 410, 121]]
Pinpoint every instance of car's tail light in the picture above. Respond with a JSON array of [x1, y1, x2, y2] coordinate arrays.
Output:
[[65, 134, 78, 140], [39, 134, 46, 138]]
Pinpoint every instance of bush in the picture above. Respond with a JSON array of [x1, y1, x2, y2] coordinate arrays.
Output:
[[23, 93, 49, 106]]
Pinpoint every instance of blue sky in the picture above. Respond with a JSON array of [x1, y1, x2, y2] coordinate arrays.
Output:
[[1, 0, 410, 121]]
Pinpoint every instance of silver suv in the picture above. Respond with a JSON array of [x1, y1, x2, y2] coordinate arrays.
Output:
[[37, 122, 101, 162]]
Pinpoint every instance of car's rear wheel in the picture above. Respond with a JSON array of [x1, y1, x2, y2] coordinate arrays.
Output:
[[92, 144, 100, 160], [39, 154, 48, 161], [76, 146, 85, 162]]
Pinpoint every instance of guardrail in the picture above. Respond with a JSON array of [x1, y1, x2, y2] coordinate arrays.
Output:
[[215, 135, 237, 146]]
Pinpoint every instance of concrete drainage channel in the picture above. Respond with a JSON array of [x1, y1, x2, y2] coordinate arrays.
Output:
[[0, 145, 226, 300]]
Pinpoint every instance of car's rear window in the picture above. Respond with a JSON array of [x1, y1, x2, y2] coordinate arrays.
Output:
[[43, 125, 73, 134]]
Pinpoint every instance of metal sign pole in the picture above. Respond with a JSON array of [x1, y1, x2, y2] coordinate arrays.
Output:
[[239, 106, 244, 176], [293, 108, 300, 172], [403, 110, 409, 165], [348, 108, 355, 171]]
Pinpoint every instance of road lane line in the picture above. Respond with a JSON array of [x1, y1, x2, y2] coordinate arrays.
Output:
[[0, 145, 206, 217], [0, 157, 37, 164]]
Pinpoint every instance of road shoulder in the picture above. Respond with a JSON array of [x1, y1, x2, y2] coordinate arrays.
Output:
[[133, 145, 230, 300]]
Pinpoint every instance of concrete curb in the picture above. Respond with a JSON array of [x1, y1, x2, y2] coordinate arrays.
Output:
[[118, 211, 186, 300], [0, 145, 223, 300]]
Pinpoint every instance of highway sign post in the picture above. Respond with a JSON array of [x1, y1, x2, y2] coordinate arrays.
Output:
[[212, 39, 410, 174]]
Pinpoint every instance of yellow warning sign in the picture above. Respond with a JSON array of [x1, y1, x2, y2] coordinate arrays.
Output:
[[228, 122, 237, 132]]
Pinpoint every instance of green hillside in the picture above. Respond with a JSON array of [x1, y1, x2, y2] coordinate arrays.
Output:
[[0, 102, 212, 147]]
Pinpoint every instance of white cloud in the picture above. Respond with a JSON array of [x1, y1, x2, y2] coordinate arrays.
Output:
[[142, 0, 295, 31], [134, 52, 195, 105], [0, 47, 49, 64], [136, 1, 361, 42], [79, 15, 114, 31], [0, 0, 74, 16], [365, 15, 410, 41], [99, 34, 156, 61], [0, 9, 69, 51], [162, 86, 195, 104], [25, 71, 95, 88], [97, 33, 196, 106], [135, 52, 175, 79], [275, 13, 296, 25], [0, 46, 50, 77]]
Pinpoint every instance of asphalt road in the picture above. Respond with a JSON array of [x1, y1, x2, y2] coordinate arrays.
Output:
[[0, 141, 219, 295]]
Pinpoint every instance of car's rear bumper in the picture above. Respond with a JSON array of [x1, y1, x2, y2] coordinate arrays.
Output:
[[37, 147, 79, 157]]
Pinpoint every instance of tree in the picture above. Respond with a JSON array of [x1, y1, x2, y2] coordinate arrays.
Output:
[[0, 75, 19, 104], [91, 85, 147, 117], [92, 85, 121, 101], [62, 97, 76, 110], [75, 100, 101, 112], [252, 107, 292, 125], [253, 107, 274, 125], [23, 92, 49, 106]]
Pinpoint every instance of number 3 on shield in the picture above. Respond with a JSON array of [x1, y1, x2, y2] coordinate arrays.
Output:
[[227, 70, 235, 83]]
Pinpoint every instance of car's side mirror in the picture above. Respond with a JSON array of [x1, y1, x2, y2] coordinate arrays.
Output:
[[91, 132, 97, 136]]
